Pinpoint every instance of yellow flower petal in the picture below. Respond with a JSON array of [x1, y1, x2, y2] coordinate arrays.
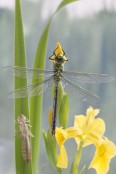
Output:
[[101, 137, 116, 158], [89, 137, 116, 174], [55, 127, 67, 146], [74, 107, 105, 147], [89, 152, 110, 174], [87, 118, 105, 145], [66, 127, 82, 138], [55, 127, 82, 169], [86, 107, 100, 127], [86, 106, 100, 118], [90, 118, 105, 136], [56, 145, 68, 168], [74, 115, 86, 130]]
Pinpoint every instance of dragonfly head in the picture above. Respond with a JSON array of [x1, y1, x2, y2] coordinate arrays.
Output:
[[55, 55, 66, 64], [49, 42, 68, 64]]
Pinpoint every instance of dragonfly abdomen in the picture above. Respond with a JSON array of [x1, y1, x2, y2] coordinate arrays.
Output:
[[52, 81, 59, 135]]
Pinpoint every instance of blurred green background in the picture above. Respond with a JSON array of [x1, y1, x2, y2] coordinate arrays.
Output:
[[0, 0, 116, 173]]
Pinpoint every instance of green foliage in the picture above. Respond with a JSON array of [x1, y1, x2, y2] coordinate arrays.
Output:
[[56, 0, 78, 13], [70, 142, 83, 174], [43, 130, 62, 174], [58, 92, 69, 128], [29, 19, 51, 174], [14, 0, 31, 173]]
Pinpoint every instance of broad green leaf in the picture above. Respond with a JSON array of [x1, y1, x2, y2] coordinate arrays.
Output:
[[30, 20, 51, 174], [14, 0, 31, 173], [29, 0, 79, 174]]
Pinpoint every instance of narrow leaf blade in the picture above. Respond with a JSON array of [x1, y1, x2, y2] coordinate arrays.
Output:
[[14, 0, 30, 173]]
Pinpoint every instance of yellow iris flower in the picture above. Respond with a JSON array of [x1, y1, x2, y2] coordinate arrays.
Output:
[[55, 127, 82, 168], [74, 106, 105, 147], [55, 107, 116, 173], [89, 137, 116, 174]]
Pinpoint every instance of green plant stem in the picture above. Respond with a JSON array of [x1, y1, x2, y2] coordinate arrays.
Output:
[[70, 142, 83, 174], [58, 169, 62, 174]]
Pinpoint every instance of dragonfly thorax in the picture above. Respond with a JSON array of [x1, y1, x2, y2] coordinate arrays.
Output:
[[53, 59, 63, 71], [53, 61, 63, 82]]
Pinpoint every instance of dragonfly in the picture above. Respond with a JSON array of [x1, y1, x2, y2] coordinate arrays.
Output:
[[16, 114, 34, 163], [4, 42, 114, 135]]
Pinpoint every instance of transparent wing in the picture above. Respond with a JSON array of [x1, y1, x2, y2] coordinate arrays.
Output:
[[62, 71, 114, 83], [3, 66, 54, 79], [62, 77, 100, 103], [8, 76, 54, 98]]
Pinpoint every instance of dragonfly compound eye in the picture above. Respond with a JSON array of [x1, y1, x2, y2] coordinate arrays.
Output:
[[56, 55, 65, 64]]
